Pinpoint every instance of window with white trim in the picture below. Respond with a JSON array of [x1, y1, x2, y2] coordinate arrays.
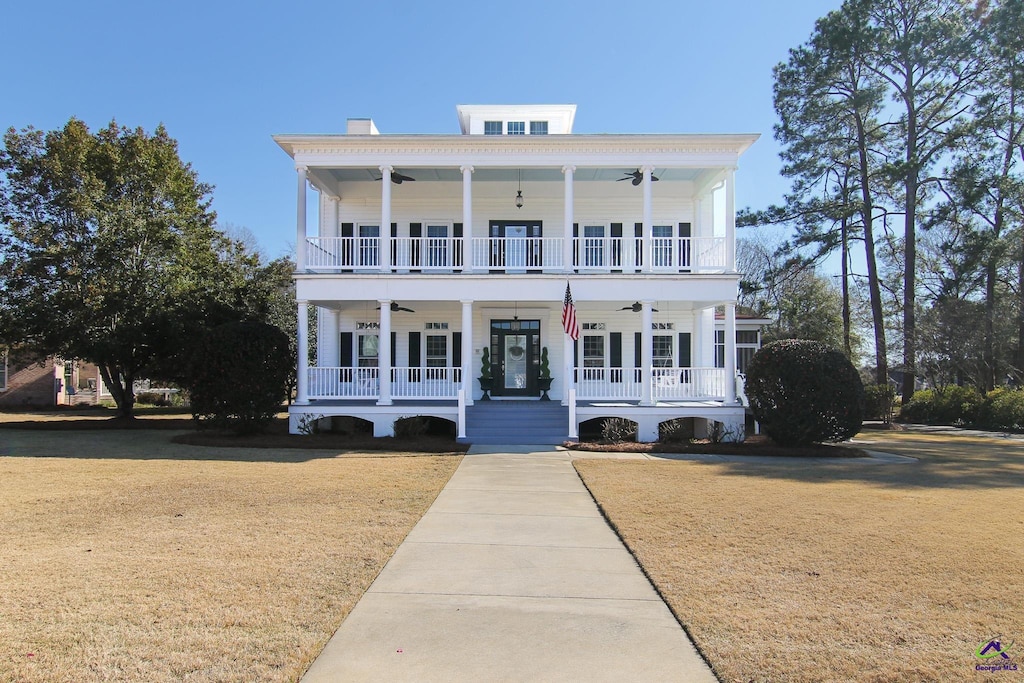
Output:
[[653, 335, 674, 367], [581, 334, 606, 381], [507, 121, 525, 135], [426, 335, 448, 368], [652, 225, 673, 267], [530, 121, 548, 135], [484, 121, 502, 135], [358, 334, 379, 367], [426, 223, 449, 268], [358, 224, 380, 266], [715, 329, 761, 373], [582, 225, 606, 267]]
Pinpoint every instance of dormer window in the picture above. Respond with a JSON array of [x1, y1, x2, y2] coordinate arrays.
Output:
[[507, 121, 526, 135], [530, 121, 548, 135], [484, 121, 502, 135]]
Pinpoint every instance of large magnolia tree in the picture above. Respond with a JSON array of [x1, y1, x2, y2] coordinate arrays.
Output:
[[0, 118, 261, 418]]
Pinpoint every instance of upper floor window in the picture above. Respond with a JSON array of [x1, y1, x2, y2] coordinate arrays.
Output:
[[507, 121, 525, 135], [484, 121, 502, 135], [530, 121, 548, 135]]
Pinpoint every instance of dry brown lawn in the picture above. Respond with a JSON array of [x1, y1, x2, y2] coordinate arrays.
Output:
[[0, 427, 461, 682], [575, 429, 1024, 683]]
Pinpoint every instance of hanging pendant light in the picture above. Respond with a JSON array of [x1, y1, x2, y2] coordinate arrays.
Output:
[[515, 169, 524, 208]]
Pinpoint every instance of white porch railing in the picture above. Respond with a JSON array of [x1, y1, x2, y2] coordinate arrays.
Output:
[[305, 366, 462, 400], [390, 367, 462, 399], [305, 234, 730, 272], [306, 237, 381, 270], [392, 237, 465, 270], [308, 367, 380, 399], [652, 367, 728, 400], [470, 237, 563, 270], [573, 367, 728, 401], [574, 368, 642, 400], [574, 236, 728, 272]]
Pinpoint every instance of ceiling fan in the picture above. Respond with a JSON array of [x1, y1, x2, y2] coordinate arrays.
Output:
[[376, 170, 416, 184], [620, 302, 658, 312], [617, 169, 660, 186], [377, 302, 416, 313]]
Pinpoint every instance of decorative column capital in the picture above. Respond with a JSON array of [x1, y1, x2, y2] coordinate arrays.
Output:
[[562, 165, 576, 175], [460, 165, 474, 174], [295, 164, 308, 174], [460, 299, 474, 305], [379, 164, 394, 175], [641, 165, 655, 175], [378, 298, 391, 306]]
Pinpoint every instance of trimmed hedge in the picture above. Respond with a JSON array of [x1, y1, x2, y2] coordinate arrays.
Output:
[[745, 339, 864, 446], [186, 321, 292, 434], [976, 388, 1024, 431], [903, 386, 1024, 431], [901, 386, 982, 426]]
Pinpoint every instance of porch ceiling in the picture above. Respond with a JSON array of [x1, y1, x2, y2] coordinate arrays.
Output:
[[326, 167, 704, 183], [316, 299, 724, 314]]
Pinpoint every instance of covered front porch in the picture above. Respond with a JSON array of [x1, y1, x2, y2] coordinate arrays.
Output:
[[289, 284, 746, 441]]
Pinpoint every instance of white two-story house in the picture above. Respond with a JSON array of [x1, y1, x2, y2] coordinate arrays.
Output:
[[275, 104, 758, 443]]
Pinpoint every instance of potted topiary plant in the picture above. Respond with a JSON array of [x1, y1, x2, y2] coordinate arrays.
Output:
[[537, 346, 553, 400], [478, 347, 493, 400]]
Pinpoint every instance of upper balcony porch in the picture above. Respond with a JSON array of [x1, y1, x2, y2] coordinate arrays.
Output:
[[278, 132, 757, 278], [304, 232, 729, 274]]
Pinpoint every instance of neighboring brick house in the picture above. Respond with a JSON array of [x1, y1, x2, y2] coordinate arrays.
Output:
[[0, 352, 104, 407]]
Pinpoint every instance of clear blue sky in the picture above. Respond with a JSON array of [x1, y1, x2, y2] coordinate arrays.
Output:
[[2, 0, 842, 259]]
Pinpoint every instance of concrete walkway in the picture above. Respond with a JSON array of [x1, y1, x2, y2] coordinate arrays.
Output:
[[301, 446, 717, 682]]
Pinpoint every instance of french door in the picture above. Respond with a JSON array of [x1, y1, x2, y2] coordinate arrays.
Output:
[[489, 319, 540, 397]]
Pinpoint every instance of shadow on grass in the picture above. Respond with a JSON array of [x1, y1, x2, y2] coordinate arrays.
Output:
[[0, 416, 467, 464], [705, 433, 1024, 490]]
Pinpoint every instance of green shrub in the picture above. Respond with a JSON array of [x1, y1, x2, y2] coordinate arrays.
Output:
[[601, 417, 638, 443], [186, 321, 292, 434], [901, 386, 982, 426], [863, 384, 896, 422], [745, 339, 864, 446], [976, 388, 1024, 431]]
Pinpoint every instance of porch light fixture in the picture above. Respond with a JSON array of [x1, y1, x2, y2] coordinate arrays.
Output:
[[515, 169, 524, 208]]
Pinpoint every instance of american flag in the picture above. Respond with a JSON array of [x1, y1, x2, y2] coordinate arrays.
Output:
[[562, 283, 579, 340]]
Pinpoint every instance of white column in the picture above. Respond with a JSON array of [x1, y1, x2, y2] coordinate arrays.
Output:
[[296, 300, 309, 404], [562, 165, 575, 272], [380, 165, 392, 273], [702, 308, 716, 366], [325, 196, 340, 238], [725, 302, 737, 403], [725, 168, 736, 271], [378, 300, 392, 405], [318, 308, 339, 367], [461, 300, 474, 405], [461, 166, 473, 273], [640, 301, 654, 406], [642, 166, 654, 273], [296, 165, 308, 271]]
